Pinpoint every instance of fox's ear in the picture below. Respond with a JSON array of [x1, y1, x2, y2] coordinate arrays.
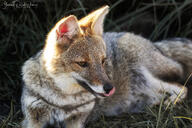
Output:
[[55, 15, 80, 43], [79, 5, 109, 36], [46, 15, 80, 49], [44, 16, 81, 71]]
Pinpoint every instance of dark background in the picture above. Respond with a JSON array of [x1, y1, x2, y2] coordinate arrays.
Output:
[[0, 0, 192, 127]]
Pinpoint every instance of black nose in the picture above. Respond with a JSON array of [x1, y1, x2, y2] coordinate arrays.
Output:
[[103, 83, 113, 94]]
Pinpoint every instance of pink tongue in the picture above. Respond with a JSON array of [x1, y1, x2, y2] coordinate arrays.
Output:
[[103, 87, 115, 97]]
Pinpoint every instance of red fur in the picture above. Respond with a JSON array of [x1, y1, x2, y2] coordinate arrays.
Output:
[[56, 23, 68, 40], [59, 23, 68, 33]]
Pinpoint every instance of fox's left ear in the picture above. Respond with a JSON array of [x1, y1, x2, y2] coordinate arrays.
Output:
[[79, 5, 109, 36]]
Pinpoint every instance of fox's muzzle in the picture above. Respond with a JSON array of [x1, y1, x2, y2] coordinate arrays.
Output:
[[76, 78, 115, 97]]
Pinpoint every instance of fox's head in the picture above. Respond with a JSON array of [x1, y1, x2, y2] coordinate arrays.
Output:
[[43, 6, 115, 98]]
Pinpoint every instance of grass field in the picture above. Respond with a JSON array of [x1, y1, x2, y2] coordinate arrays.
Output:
[[0, 0, 192, 127]]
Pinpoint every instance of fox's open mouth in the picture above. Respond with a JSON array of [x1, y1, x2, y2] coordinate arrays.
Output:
[[76, 79, 115, 97], [97, 87, 115, 97]]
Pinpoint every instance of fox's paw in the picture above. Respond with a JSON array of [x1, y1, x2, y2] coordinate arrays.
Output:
[[164, 86, 187, 105]]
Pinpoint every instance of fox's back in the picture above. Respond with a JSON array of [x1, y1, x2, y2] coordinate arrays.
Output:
[[104, 32, 192, 83]]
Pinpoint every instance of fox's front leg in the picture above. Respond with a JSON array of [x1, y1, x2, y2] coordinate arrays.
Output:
[[23, 106, 67, 128], [22, 106, 52, 128], [22, 95, 61, 128]]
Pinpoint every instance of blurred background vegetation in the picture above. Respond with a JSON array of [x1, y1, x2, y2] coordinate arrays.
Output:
[[0, 0, 192, 127]]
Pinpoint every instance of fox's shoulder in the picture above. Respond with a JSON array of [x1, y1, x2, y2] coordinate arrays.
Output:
[[103, 32, 126, 59]]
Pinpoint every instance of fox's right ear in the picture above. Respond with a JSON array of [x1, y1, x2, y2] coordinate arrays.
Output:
[[78, 5, 109, 36], [46, 15, 81, 47]]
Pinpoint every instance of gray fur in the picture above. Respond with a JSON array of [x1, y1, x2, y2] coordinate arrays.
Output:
[[21, 54, 95, 128], [21, 31, 190, 127], [21, 6, 191, 128], [91, 32, 188, 118]]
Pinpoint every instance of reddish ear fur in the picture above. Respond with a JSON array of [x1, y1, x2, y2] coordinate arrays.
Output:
[[59, 23, 68, 34], [44, 15, 81, 61], [55, 15, 80, 42], [56, 23, 68, 40]]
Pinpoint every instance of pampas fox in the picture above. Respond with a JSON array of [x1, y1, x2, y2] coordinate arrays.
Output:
[[21, 5, 192, 128]]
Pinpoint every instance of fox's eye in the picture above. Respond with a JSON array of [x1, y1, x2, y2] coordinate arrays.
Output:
[[76, 62, 89, 68]]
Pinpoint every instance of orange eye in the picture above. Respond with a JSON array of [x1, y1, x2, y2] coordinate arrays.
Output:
[[76, 62, 89, 68]]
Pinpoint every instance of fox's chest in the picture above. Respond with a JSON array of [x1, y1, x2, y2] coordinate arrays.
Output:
[[50, 93, 96, 122], [23, 86, 96, 123]]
